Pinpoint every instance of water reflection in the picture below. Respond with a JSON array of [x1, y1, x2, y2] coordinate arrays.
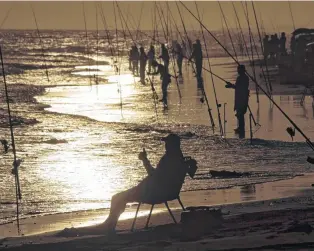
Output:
[[240, 184, 256, 201]]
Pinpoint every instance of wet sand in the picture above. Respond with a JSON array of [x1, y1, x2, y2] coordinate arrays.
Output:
[[1, 180, 314, 250], [1, 173, 313, 238]]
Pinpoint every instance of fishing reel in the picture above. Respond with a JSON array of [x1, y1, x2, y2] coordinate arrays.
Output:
[[286, 127, 295, 141], [0, 139, 9, 153], [11, 159, 23, 175], [184, 156, 198, 178]]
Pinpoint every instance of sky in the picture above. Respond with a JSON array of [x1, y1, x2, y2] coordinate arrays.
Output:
[[0, 1, 313, 32]]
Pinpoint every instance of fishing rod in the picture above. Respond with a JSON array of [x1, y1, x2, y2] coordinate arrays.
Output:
[[30, 5, 49, 83], [241, 1, 260, 102], [134, 2, 144, 43], [179, 1, 314, 152], [195, 1, 222, 135], [82, 2, 93, 87], [112, 2, 123, 115], [0, 7, 12, 30], [251, 1, 273, 95], [156, 2, 182, 101], [175, 2, 198, 79], [288, 1, 296, 31], [218, 2, 238, 61], [0, 43, 22, 233], [115, 2, 159, 118]]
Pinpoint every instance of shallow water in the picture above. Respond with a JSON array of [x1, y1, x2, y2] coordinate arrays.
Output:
[[0, 30, 313, 224]]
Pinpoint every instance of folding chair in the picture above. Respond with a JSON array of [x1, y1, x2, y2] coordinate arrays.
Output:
[[131, 196, 186, 231]]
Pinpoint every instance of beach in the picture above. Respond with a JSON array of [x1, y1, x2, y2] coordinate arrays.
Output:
[[0, 29, 314, 250], [1, 175, 314, 250]]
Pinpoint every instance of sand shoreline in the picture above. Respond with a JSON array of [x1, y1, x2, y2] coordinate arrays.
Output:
[[1, 173, 313, 239]]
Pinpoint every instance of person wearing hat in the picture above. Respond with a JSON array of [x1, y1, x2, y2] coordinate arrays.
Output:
[[101, 134, 194, 232], [225, 65, 250, 137]]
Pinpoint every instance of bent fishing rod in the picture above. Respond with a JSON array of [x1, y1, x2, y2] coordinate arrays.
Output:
[[179, 1, 314, 151]]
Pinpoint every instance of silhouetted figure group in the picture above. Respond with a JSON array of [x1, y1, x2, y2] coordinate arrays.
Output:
[[127, 39, 204, 108], [263, 32, 287, 62]]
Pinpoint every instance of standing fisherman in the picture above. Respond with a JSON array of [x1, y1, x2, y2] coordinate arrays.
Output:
[[190, 39, 203, 87], [130, 45, 139, 76], [279, 32, 287, 56], [175, 43, 184, 76], [225, 65, 249, 138], [139, 46, 148, 84], [128, 47, 132, 71], [159, 44, 170, 70], [263, 35, 269, 60], [151, 60, 172, 108], [147, 44, 156, 74]]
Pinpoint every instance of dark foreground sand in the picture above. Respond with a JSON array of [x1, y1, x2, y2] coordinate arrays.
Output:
[[1, 199, 314, 251]]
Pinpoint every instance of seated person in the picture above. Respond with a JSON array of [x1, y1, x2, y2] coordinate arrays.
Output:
[[102, 133, 197, 232]]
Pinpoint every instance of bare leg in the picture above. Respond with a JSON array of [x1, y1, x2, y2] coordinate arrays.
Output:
[[103, 187, 140, 231]]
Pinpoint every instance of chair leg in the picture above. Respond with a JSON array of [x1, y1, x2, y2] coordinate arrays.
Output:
[[145, 204, 154, 229], [165, 201, 177, 224], [131, 203, 141, 232], [177, 197, 186, 211]]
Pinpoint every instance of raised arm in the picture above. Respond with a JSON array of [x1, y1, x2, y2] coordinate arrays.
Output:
[[138, 148, 155, 175]]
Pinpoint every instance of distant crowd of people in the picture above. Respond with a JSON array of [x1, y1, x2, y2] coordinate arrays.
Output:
[[263, 32, 287, 61], [128, 39, 204, 107]]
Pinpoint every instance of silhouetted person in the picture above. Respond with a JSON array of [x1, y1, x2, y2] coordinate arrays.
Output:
[[274, 34, 280, 59], [130, 46, 139, 76], [128, 48, 132, 71], [139, 46, 147, 84], [263, 35, 269, 60], [102, 134, 190, 232], [159, 44, 170, 70], [175, 43, 183, 76], [279, 32, 287, 55], [190, 39, 203, 87], [152, 60, 172, 107], [225, 65, 249, 138], [147, 45, 156, 74]]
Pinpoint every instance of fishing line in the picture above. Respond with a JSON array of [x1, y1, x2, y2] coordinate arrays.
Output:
[[156, 2, 182, 101], [241, 2, 260, 102], [179, 1, 314, 152], [218, 2, 238, 61], [195, 1, 222, 135], [288, 1, 296, 31], [30, 5, 49, 84], [115, 2, 159, 120], [113, 2, 123, 116], [251, 1, 273, 95], [82, 2, 92, 88]]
